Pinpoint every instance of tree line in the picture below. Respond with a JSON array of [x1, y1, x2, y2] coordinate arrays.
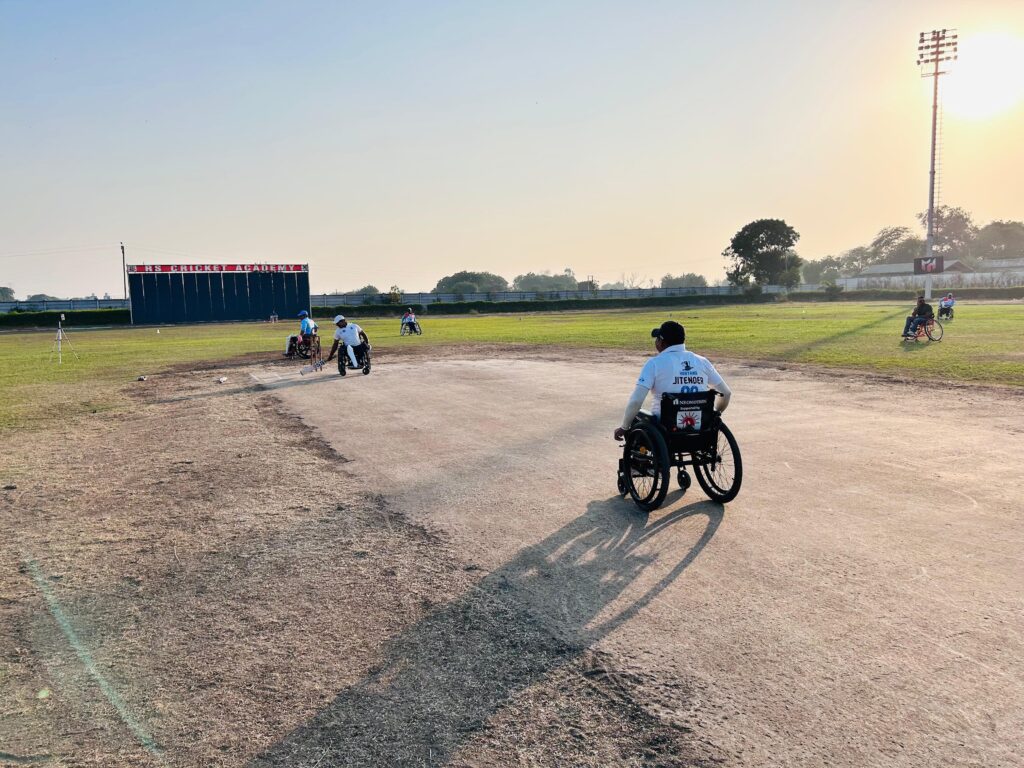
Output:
[[349, 268, 708, 297], [802, 208, 1024, 283], [723, 206, 1024, 288]]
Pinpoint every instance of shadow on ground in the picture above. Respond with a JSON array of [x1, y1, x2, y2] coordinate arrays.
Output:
[[249, 495, 722, 767]]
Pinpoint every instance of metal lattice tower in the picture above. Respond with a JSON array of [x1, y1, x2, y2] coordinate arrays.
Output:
[[917, 29, 958, 297]]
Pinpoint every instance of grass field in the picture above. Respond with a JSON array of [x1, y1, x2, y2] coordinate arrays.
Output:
[[1, 301, 1020, 432]]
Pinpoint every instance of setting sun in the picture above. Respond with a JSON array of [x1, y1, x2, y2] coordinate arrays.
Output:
[[943, 31, 1024, 119]]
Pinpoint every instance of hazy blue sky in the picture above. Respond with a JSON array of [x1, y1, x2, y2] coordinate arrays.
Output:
[[2, 0, 1022, 297]]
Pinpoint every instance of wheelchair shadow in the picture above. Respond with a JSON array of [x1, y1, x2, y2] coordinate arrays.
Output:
[[248, 497, 723, 767], [898, 339, 937, 353], [779, 307, 904, 358]]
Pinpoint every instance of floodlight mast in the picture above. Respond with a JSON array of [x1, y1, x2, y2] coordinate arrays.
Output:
[[917, 29, 957, 299]]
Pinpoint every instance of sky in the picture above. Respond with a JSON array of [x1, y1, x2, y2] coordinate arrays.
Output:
[[1, 0, 1023, 297]]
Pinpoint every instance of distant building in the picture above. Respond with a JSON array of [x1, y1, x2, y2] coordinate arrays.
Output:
[[972, 257, 1024, 274], [837, 258, 1023, 290], [855, 260, 972, 278]]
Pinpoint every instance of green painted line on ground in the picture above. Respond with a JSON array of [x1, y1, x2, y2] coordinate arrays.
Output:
[[23, 556, 165, 764]]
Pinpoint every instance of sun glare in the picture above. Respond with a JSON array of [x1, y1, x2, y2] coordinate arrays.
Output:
[[941, 31, 1024, 120]]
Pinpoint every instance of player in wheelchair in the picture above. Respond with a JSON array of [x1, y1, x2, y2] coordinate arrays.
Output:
[[325, 314, 373, 376], [614, 321, 741, 511], [400, 308, 422, 335], [937, 293, 955, 320], [284, 310, 319, 358]]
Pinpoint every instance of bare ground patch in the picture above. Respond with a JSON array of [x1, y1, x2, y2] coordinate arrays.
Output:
[[0, 366, 715, 766]]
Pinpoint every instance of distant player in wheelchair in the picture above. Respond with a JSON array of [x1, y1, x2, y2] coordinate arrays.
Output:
[[284, 310, 319, 358], [614, 320, 741, 511], [400, 307, 422, 335], [937, 292, 955, 320]]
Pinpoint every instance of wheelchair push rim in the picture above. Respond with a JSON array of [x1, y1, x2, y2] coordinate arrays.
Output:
[[925, 319, 943, 341], [623, 425, 670, 512], [693, 422, 742, 503]]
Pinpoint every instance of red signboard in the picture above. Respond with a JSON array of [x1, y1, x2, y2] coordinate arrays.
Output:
[[126, 264, 307, 273]]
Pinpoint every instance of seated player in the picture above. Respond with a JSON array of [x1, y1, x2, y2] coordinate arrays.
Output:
[[284, 310, 318, 357], [901, 297, 934, 338]]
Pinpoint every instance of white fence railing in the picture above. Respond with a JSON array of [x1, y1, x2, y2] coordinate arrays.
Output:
[[835, 271, 1024, 291], [0, 298, 130, 313]]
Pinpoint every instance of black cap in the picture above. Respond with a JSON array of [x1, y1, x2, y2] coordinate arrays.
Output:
[[651, 320, 685, 346]]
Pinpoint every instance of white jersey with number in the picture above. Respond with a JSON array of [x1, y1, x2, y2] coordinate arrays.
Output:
[[637, 343, 726, 416], [334, 323, 364, 346]]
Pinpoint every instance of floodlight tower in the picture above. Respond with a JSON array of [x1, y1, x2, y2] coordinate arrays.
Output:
[[917, 29, 957, 299]]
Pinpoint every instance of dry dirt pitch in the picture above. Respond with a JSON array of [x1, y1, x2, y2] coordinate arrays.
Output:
[[2, 347, 1022, 767]]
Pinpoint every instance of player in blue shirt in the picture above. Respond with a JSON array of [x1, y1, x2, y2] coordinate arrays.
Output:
[[284, 310, 319, 356]]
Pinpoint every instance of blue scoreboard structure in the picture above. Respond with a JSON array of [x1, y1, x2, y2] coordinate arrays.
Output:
[[126, 264, 310, 324]]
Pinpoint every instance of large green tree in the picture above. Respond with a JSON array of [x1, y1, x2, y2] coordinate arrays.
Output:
[[660, 272, 708, 288], [801, 256, 844, 284], [868, 226, 918, 264], [512, 268, 577, 291], [973, 220, 1024, 261], [723, 219, 802, 288], [0, 286, 14, 302], [916, 205, 978, 261], [433, 271, 508, 293]]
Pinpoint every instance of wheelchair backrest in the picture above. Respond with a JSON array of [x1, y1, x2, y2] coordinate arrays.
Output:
[[659, 391, 717, 435]]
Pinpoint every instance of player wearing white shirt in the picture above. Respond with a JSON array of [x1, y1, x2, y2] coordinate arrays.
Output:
[[613, 321, 732, 442], [325, 315, 370, 369]]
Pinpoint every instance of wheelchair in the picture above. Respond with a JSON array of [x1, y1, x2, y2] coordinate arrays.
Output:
[[937, 305, 954, 321], [338, 343, 372, 376], [292, 334, 321, 360], [617, 391, 742, 512], [903, 317, 943, 342], [400, 321, 422, 336]]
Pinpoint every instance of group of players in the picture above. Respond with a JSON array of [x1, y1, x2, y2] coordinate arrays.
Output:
[[284, 308, 420, 370], [901, 292, 956, 338]]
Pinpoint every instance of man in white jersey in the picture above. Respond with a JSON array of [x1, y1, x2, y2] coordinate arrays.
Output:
[[613, 320, 732, 441], [325, 315, 370, 369]]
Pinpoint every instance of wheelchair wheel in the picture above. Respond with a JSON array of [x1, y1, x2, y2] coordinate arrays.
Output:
[[694, 422, 742, 503], [309, 336, 322, 363], [623, 423, 670, 512], [361, 348, 372, 375], [337, 353, 347, 376], [677, 469, 691, 492], [414, 322, 422, 335], [296, 340, 312, 359], [926, 319, 943, 342]]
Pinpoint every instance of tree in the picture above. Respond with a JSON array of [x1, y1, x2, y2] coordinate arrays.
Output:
[[868, 226, 916, 264], [801, 256, 844, 284], [27, 293, 62, 301], [915, 205, 978, 261], [449, 281, 479, 295], [577, 280, 598, 292], [512, 268, 578, 291], [838, 246, 873, 275], [660, 273, 708, 288], [974, 220, 1024, 261], [0, 286, 14, 302], [351, 284, 379, 295], [722, 219, 802, 287], [434, 271, 508, 293], [385, 285, 403, 304]]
